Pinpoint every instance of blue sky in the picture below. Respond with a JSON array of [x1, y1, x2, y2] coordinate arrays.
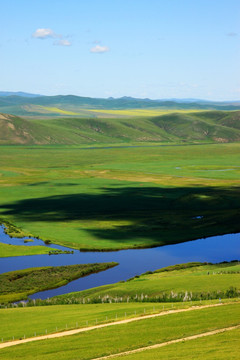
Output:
[[1, 0, 239, 100]]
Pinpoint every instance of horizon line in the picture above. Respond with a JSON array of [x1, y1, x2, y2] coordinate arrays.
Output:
[[0, 91, 239, 103]]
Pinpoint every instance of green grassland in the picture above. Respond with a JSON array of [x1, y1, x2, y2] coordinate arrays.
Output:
[[117, 328, 240, 360], [0, 303, 239, 359], [0, 301, 204, 342], [1, 110, 240, 145], [0, 263, 117, 303], [1, 262, 239, 340], [0, 242, 63, 257], [52, 262, 240, 304], [0, 142, 240, 251], [1, 104, 239, 359]]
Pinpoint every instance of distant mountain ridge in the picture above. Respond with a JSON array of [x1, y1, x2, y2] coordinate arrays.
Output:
[[1, 91, 239, 103], [0, 91, 43, 98], [0, 94, 240, 117]]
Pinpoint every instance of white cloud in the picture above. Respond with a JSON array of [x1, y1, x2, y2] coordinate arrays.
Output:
[[32, 28, 72, 47], [90, 45, 110, 53], [32, 28, 56, 39], [54, 39, 72, 46]]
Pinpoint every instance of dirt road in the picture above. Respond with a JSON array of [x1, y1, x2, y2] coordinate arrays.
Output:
[[0, 303, 235, 350]]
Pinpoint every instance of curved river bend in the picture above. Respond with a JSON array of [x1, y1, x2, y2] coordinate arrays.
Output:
[[0, 226, 239, 300]]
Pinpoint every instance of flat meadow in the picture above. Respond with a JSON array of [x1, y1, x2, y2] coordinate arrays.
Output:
[[0, 142, 240, 251]]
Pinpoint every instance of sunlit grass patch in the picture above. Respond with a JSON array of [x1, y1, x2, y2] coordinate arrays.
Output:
[[0, 242, 60, 258], [119, 328, 240, 360]]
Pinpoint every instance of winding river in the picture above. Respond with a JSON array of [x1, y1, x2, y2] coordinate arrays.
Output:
[[0, 226, 239, 300]]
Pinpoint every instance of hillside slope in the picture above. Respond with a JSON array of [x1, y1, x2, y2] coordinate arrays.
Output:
[[0, 111, 240, 145]]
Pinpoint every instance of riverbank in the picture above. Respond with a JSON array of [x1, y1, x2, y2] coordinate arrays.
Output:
[[44, 261, 240, 305], [0, 262, 118, 303]]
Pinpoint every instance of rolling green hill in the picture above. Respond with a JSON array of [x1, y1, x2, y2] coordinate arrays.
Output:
[[1, 110, 240, 145]]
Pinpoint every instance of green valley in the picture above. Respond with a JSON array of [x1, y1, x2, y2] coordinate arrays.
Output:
[[0, 97, 239, 360]]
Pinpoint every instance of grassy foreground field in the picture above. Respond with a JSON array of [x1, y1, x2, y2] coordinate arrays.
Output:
[[0, 143, 240, 251], [0, 301, 205, 342], [0, 263, 117, 303], [1, 261, 239, 339], [0, 303, 239, 359], [106, 327, 240, 360]]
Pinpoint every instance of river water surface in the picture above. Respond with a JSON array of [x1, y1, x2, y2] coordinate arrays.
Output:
[[0, 226, 239, 300]]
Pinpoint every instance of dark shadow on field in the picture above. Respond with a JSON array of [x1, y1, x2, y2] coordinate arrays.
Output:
[[28, 182, 79, 187], [1, 186, 240, 247]]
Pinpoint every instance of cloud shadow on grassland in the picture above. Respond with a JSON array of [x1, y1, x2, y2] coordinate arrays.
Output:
[[0, 186, 240, 246]]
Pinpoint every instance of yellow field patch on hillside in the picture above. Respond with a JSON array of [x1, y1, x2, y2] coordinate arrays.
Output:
[[87, 108, 207, 117], [21, 105, 212, 118], [41, 106, 81, 115], [23, 105, 81, 115]]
